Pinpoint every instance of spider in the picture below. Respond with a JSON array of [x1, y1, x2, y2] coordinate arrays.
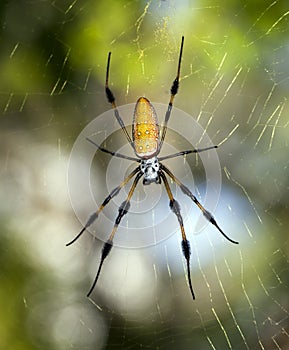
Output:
[[66, 36, 239, 300]]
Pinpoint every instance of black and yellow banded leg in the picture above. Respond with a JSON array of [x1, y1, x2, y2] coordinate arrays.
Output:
[[66, 166, 141, 247], [87, 171, 143, 297], [159, 36, 184, 150], [161, 164, 239, 245], [86, 137, 140, 162], [160, 171, 195, 300], [158, 145, 218, 162], [105, 52, 133, 147]]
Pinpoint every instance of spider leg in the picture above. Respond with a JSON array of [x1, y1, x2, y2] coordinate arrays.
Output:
[[158, 145, 218, 161], [87, 171, 143, 297], [86, 137, 140, 162], [160, 171, 195, 300], [159, 36, 184, 151], [66, 166, 140, 246], [105, 52, 134, 147], [161, 164, 239, 244]]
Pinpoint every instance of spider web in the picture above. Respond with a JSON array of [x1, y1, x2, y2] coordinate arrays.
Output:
[[1, 0, 289, 349]]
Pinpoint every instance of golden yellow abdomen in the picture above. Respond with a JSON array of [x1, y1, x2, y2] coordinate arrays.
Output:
[[133, 97, 159, 158]]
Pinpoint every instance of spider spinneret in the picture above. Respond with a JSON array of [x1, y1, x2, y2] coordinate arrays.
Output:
[[66, 36, 239, 300]]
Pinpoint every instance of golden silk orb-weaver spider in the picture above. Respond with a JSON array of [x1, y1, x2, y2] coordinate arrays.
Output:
[[66, 36, 239, 300]]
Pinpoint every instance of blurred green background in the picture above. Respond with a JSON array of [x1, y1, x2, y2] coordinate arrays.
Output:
[[1, 0, 289, 349]]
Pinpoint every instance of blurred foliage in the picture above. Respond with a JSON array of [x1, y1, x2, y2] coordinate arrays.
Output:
[[0, 226, 50, 350]]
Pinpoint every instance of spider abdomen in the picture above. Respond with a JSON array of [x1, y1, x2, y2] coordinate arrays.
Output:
[[133, 97, 159, 158]]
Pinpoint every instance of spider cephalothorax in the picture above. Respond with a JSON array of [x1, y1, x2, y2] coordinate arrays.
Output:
[[67, 36, 238, 300], [140, 157, 160, 185]]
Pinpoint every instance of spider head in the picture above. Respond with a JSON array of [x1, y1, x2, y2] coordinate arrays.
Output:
[[140, 157, 161, 185]]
